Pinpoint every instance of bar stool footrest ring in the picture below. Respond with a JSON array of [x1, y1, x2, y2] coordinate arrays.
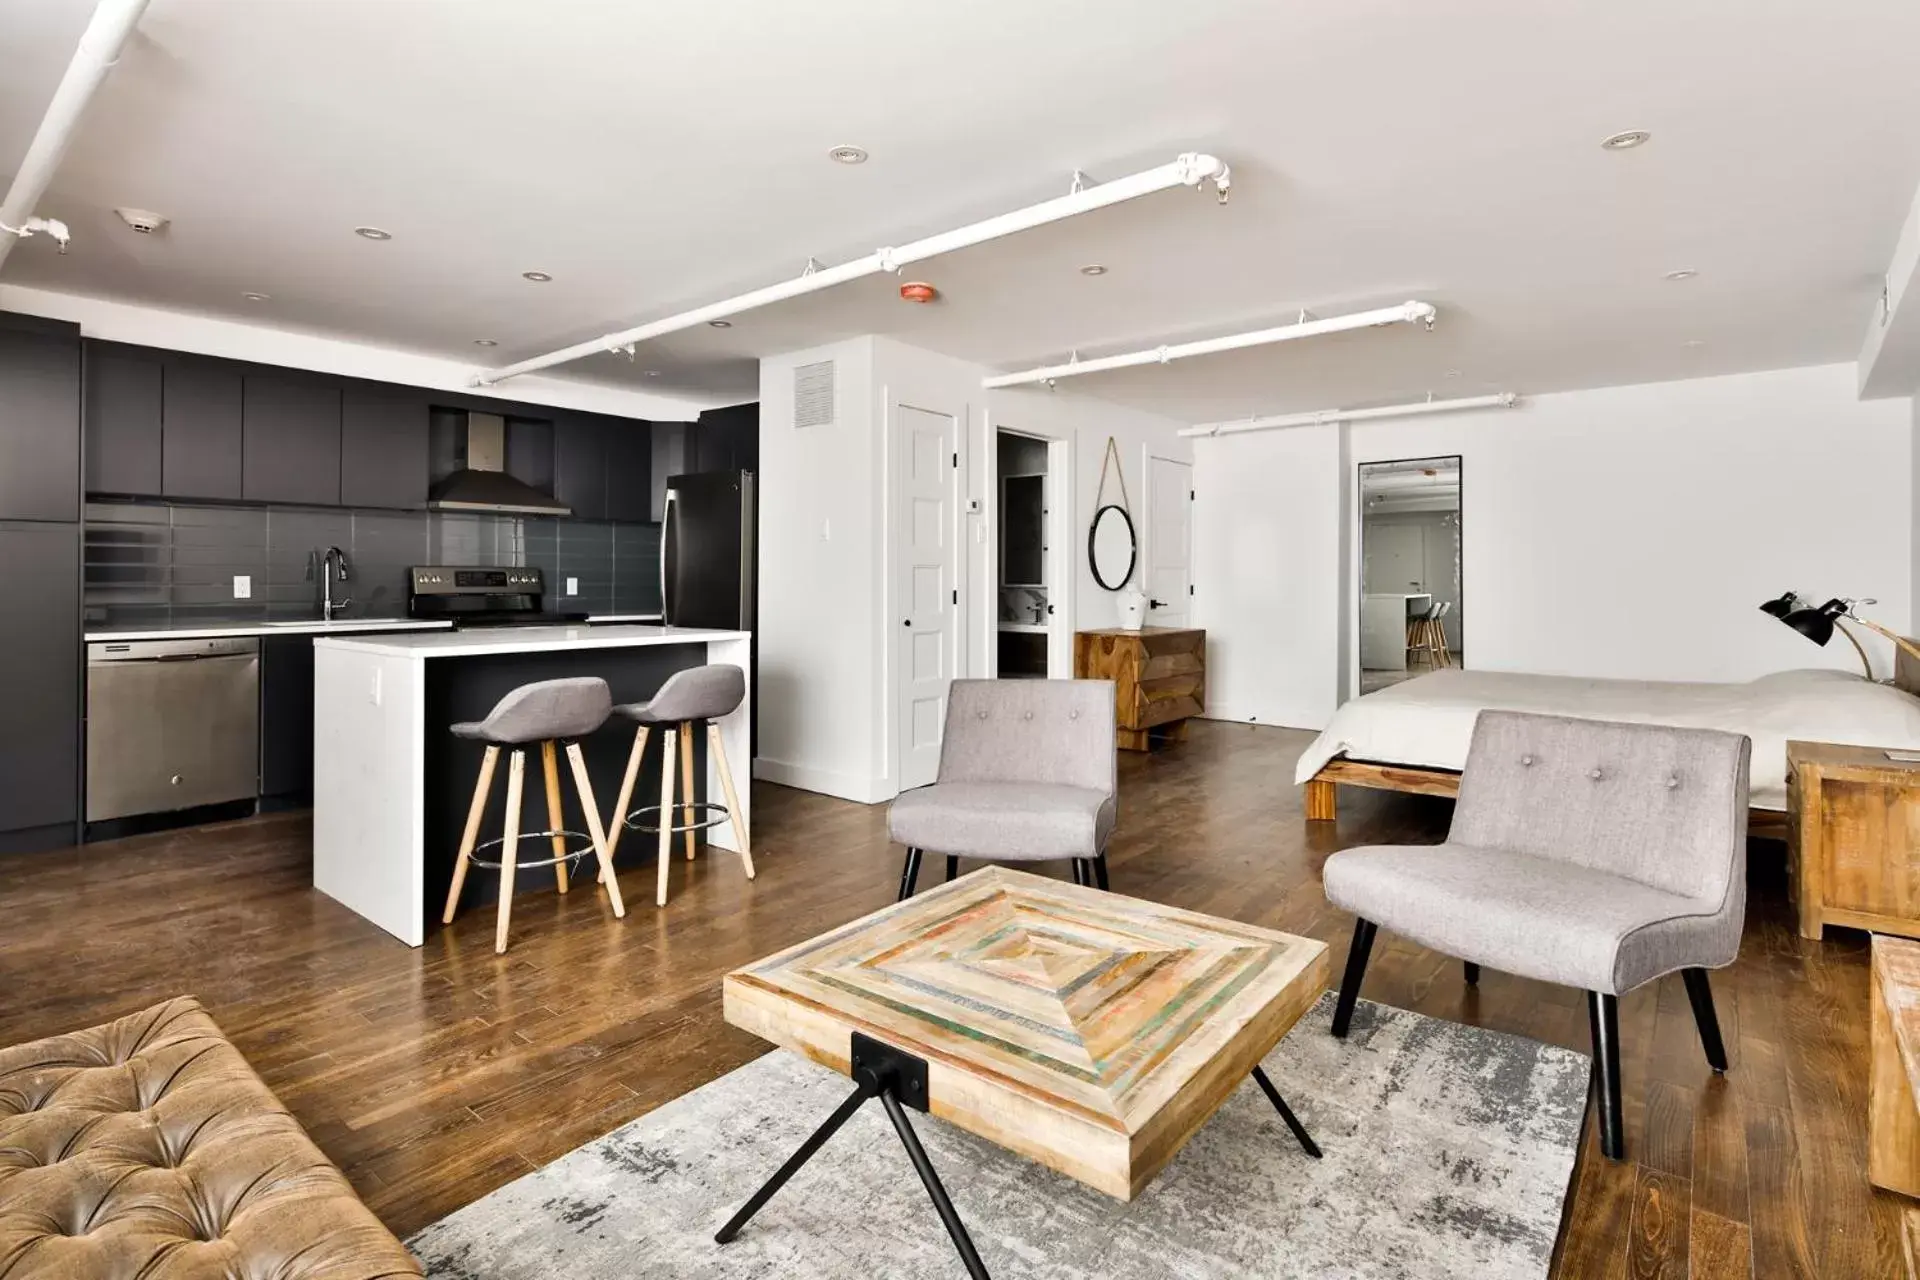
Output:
[[466, 828, 597, 871], [624, 802, 730, 836]]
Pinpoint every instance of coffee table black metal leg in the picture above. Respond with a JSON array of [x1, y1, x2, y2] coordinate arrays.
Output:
[[714, 1079, 875, 1243], [1250, 1065, 1322, 1159], [877, 1087, 991, 1279]]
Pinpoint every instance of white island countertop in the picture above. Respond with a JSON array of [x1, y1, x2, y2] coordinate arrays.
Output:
[[313, 623, 748, 660]]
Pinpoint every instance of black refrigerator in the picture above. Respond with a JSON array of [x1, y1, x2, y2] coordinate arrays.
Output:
[[661, 470, 756, 630]]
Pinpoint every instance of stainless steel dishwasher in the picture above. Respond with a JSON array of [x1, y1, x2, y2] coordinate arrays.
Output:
[[86, 637, 261, 822]]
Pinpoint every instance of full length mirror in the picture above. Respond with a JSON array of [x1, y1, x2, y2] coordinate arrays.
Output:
[[1088, 503, 1137, 590], [1358, 456, 1463, 692]]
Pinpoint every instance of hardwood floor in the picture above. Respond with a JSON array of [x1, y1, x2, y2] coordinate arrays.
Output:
[[0, 719, 1904, 1276]]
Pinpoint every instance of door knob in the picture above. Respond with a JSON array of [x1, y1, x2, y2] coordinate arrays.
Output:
[[902, 619, 911, 627], [1150, 598, 1168, 609]]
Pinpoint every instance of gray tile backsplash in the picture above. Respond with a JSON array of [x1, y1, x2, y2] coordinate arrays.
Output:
[[84, 500, 661, 627]]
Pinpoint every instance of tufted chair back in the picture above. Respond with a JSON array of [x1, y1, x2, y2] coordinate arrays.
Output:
[[1450, 710, 1750, 905], [937, 679, 1116, 795]]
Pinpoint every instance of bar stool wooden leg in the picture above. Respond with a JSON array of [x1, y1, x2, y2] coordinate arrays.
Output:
[[495, 749, 525, 954], [657, 725, 678, 907], [680, 721, 698, 861], [566, 742, 626, 917], [443, 745, 498, 924], [602, 724, 649, 874], [709, 721, 753, 880], [541, 739, 570, 894]]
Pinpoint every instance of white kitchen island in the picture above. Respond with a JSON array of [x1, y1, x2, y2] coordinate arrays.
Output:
[[312, 624, 751, 946]]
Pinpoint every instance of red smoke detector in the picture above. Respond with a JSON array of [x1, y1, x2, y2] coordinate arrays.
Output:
[[899, 281, 939, 303]]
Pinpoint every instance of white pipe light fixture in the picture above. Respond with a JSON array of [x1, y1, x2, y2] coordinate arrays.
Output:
[[0, 0, 151, 272], [1178, 391, 1519, 439], [473, 151, 1233, 387], [983, 301, 1438, 390]]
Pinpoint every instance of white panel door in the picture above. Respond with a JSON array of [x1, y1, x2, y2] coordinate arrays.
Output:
[[1146, 456, 1192, 627], [893, 404, 957, 791]]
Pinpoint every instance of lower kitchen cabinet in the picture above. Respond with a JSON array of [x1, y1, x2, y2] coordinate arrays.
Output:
[[0, 522, 79, 851], [259, 635, 315, 807]]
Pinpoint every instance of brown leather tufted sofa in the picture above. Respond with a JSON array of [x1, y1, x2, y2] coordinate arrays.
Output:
[[0, 996, 421, 1279]]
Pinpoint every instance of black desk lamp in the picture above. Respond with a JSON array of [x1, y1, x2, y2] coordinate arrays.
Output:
[[1761, 593, 1920, 679]]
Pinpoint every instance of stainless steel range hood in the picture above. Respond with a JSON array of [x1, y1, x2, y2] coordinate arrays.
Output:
[[426, 411, 573, 515]]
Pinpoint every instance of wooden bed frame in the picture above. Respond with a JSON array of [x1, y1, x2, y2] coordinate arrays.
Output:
[[1301, 644, 1920, 843]]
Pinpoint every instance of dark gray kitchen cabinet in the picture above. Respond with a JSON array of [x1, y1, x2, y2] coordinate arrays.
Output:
[[0, 318, 81, 523], [161, 355, 244, 500], [84, 342, 163, 496], [650, 421, 688, 522], [605, 419, 652, 522], [504, 416, 555, 494], [258, 635, 314, 806], [341, 383, 429, 509], [553, 414, 608, 520], [0, 521, 79, 851], [693, 402, 758, 475], [243, 372, 342, 505]]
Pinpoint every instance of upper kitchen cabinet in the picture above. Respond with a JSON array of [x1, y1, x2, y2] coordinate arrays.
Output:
[[605, 419, 652, 522], [552, 413, 608, 520], [340, 382, 428, 509], [693, 402, 758, 475], [650, 421, 688, 522], [161, 354, 244, 500], [0, 315, 81, 523], [243, 370, 342, 505], [84, 342, 164, 497]]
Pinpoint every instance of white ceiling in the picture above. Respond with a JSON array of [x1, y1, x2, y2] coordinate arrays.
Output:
[[5, 0, 1920, 420]]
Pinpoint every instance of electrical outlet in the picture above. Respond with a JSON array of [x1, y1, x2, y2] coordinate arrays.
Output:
[[566, 576, 579, 596], [232, 575, 251, 599]]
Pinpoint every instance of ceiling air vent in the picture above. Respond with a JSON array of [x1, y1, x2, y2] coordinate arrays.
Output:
[[794, 360, 834, 428]]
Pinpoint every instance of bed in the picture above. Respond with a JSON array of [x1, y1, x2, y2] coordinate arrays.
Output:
[[1297, 659, 1920, 837]]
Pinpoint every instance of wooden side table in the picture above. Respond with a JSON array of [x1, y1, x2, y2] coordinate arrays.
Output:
[[1870, 936, 1920, 1199], [1789, 740, 1920, 941], [1073, 627, 1205, 751]]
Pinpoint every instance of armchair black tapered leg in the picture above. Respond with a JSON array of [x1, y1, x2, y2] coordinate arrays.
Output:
[[1331, 919, 1378, 1039], [946, 854, 960, 882], [1071, 859, 1088, 886], [1092, 853, 1110, 891], [1463, 961, 1481, 986], [1681, 968, 1729, 1073], [1587, 991, 1624, 1161], [897, 847, 924, 902]]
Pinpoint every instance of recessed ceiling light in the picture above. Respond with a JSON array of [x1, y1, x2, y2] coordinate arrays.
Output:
[[473, 338, 498, 347], [828, 144, 869, 165], [1079, 264, 1108, 276], [643, 369, 662, 377], [521, 270, 552, 283], [708, 319, 732, 328], [1664, 268, 1698, 281], [1682, 338, 1707, 348], [353, 226, 392, 240], [1600, 130, 1651, 151], [241, 291, 270, 303], [1442, 369, 1462, 379]]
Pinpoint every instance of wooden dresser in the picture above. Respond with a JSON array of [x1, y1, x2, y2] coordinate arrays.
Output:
[[1073, 627, 1205, 751], [1788, 739, 1920, 941]]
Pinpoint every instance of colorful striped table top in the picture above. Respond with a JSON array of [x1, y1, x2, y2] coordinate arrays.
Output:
[[724, 866, 1328, 1199]]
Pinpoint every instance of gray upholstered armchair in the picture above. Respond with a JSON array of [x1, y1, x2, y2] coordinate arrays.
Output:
[[888, 679, 1118, 898], [1321, 710, 1750, 1161]]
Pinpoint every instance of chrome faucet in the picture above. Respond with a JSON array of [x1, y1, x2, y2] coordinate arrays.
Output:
[[307, 546, 353, 621]]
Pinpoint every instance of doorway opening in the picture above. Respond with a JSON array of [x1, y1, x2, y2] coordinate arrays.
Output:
[[994, 429, 1067, 678], [1358, 455, 1462, 693]]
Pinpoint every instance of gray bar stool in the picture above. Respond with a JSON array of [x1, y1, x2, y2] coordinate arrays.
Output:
[[603, 664, 753, 907], [441, 676, 627, 953]]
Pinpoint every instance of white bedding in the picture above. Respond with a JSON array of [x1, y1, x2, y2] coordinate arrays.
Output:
[[1294, 667, 1920, 811]]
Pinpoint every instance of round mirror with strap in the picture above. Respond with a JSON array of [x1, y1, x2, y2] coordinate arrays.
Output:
[[1088, 437, 1138, 591]]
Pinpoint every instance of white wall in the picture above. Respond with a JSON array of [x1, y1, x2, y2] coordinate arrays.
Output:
[[1192, 423, 1344, 728], [0, 283, 710, 421], [755, 335, 1189, 803], [1193, 364, 1916, 730]]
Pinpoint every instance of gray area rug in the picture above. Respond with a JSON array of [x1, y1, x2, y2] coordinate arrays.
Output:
[[410, 995, 1588, 1279]]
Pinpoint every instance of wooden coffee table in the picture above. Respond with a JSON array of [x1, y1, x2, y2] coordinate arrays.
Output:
[[715, 867, 1330, 1277]]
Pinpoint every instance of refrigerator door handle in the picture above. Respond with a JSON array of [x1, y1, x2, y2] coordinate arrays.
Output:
[[660, 487, 677, 625]]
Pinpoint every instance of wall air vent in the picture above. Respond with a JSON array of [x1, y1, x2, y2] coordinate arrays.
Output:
[[794, 360, 835, 428]]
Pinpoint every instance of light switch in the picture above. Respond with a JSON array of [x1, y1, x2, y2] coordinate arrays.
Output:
[[232, 575, 251, 599], [821, 518, 831, 542], [566, 577, 579, 596]]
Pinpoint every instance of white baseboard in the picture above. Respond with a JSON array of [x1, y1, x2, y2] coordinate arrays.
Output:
[[752, 757, 893, 805], [1197, 708, 1330, 733]]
